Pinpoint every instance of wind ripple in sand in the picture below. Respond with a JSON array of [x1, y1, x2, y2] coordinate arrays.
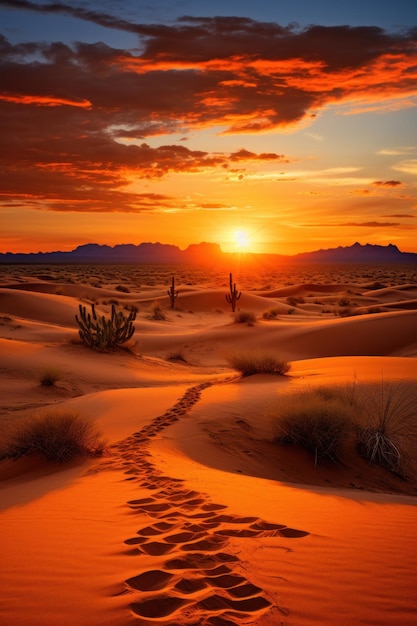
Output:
[[97, 380, 309, 624]]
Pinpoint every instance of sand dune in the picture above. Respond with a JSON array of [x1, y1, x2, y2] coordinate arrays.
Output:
[[0, 265, 416, 625]]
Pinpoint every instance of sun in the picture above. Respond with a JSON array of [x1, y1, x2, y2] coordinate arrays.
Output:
[[233, 229, 250, 251]]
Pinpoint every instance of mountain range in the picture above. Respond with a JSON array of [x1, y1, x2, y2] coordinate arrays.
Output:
[[1, 241, 416, 264]]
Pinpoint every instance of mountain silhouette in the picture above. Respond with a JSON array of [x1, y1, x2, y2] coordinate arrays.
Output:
[[0, 241, 416, 264]]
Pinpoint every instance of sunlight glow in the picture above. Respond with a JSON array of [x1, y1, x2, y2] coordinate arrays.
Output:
[[233, 229, 250, 250]]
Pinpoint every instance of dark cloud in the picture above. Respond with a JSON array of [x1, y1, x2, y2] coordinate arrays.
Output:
[[1, 6, 416, 213], [342, 221, 416, 229], [372, 180, 403, 187]]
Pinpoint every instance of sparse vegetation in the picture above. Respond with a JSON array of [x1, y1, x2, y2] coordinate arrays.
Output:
[[225, 272, 241, 312], [262, 308, 280, 320], [166, 350, 187, 363], [1, 410, 106, 462], [234, 311, 256, 325], [356, 380, 417, 476], [150, 301, 166, 320], [167, 276, 179, 309], [75, 303, 136, 351], [286, 296, 305, 307], [38, 365, 62, 386], [115, 284, 130, 293], [227, 351, 290, 376], [272, 387, 356, 465]]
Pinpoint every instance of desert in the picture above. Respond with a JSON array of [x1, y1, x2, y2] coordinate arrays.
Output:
[[0, 261, 416, 626]]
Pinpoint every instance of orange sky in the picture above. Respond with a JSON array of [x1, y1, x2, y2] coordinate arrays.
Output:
[[1, 1, 416, 255]]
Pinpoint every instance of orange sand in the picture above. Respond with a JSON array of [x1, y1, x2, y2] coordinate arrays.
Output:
[[0, 266, 416, 625]]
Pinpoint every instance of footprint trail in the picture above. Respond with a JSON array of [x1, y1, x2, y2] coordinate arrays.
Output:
[[98, 380, 309, 624]]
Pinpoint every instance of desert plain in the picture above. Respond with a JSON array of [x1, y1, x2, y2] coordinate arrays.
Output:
[[0, 261, 417, 626]]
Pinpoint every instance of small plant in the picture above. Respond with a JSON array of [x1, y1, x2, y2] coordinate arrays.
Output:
[[166, 351, 187, 363], [356, 380, 417, 476], [273, 387, 355, 466], [227, 351, 290, 376], [150, 301, 166, 321], [167, 276, 179, 309], [286, 296, 305, 307], [38, 365, 62, 386], [338, 297, 351, 307], [115, 284, 130, 293], [75, 303, 136, 351], [3, 410, 106, 462], [225, 272, 241, 312], [263, 308, 280, 320], [234, 311, 256, 325]]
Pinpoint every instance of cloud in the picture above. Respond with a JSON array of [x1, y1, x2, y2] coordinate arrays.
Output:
[[372, 180, 403, 187], [342, 221, 416, 229], [1, 8, 417, 213]]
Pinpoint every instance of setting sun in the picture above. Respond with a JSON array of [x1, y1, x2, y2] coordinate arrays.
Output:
[[234, 229, 250, 250]]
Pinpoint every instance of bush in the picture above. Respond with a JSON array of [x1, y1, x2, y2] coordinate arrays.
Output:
[[3, 410, 106, 462], [356, 380, 417, 476], [273, 387, 355, 465], [234, 311, 256, 325], [227, 351, 290, 376], [150, 301, 166, 320], [115, 285, 130, 293], [38, 365, 62, 386], [262, 308, 280, 320]]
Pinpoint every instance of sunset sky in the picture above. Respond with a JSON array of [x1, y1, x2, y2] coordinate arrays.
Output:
[[1, 0, 417, 255]]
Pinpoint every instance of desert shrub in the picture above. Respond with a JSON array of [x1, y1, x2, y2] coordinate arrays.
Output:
[[38, 365, 62, 386], [227, 351, 290, 376], [150, 301, 166, 320], [262, 308, 280, 320], [273, 387, 355, 465], [166, 351, 187, 363], [338, 297, 351, 307], [3, 410, 106, 462], [115, 284, 130, 293], [287, 308, 295, 315], [234, 311, 256, 325], [76, 303, 136, 351], [356, 381, 417, 476], [367, 306, 382, 314], [286, 296, 305, 307]]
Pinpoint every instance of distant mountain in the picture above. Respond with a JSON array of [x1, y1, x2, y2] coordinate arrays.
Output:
[[0, 241, 416, 264], [0, 241, 225, 264], [292, 242, 417, 264]]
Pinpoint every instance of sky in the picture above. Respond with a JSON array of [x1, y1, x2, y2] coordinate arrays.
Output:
[[1, 0, 417, 255]]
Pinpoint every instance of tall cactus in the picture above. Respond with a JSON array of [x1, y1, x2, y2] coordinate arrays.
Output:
[[167, 275, 179, 309], [225, 272, 241, 312], [75, 303, 136, 351]]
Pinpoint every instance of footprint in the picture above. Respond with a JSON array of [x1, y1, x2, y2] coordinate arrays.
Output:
[[139, 541, 176, 556], [126, 569, 173, 592], [130, 595, 188, 619]]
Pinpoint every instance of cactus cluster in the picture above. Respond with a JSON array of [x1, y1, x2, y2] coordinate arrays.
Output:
[[75, 303, 136, 351], [167, 276, 179, 309], [225, 272, 241, 312]]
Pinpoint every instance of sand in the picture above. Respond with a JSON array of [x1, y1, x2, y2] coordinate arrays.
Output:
[[0, 263, 416, 626]]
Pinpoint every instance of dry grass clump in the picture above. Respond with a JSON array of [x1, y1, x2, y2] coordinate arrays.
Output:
[[227, 351, 290, 376], [2, 410, 106, 463], [150, 301, 166, 321], [356, 380, 417, 476], [38, 365, 62, 386], [262, 307, 280, 320], [233, 311, 257, 325], [273, 387, 355, 465]]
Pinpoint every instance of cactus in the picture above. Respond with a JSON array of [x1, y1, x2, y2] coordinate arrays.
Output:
[[75, 303, 136, 351], [167, 276, 179, 309], [225, 272, 241, 312]]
